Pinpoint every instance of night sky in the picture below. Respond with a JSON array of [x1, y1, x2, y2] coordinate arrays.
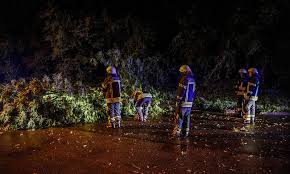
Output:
[[0, 1, 289, 45], [2, 0, 289, 48]]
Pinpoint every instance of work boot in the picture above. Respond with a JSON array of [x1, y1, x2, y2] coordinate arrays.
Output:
[[108, 117, 116, 128], [116, 116, 121, 128], [240, 112, 243, 118], [250, 117, 255, 124], [107, 118, 114, 128], [184, 131, 189, 138], [111, 122, 116, 128], [183, 128, 190, 138], [176, 128, 181, 137]]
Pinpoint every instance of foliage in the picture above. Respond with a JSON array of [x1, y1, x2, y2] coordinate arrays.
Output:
[[196, 97, 237, 112], [0, 1, 290, 92], [257, 95, 290, 112], [0, 76, 169, 130], [0, 1, 289, 131], [91, 49, 172, 89], [0, 77, 99, 129], [195, 93, 290, 113], [39, 4, 165, 87]]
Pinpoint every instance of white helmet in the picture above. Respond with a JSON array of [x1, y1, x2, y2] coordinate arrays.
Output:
[[239, 68, 247, 74], [106, 66, 117, 74], [179, 65, 192, 74], [248, 68, 258, 74]]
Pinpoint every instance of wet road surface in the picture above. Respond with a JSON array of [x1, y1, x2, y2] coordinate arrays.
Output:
[[0, 113, 290, 174]]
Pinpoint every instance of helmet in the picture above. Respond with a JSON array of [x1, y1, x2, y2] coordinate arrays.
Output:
[[238, 69, 247, 74], [106, 66, 117, 74], [248, 68, 258, 74], [179, 65, 192, 74]]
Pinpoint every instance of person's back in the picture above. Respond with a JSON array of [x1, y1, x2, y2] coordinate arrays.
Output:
[[235, 69, 248, 117], [132, 90, 152, 122], [247, 74, 260, 101], [103, 74, 121, 103], [174, 65, 196, 138], [177, 74, 196, 108], [102, 66, 122, 128], [243, 68, 260, 125]]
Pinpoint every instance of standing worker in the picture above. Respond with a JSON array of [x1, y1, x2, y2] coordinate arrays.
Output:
[[102, 66, 122, 128], [234, 69, 248, 118], [132, 89, 152, 122], [173, 65, 196, 138], [243, 68, 260, 125]]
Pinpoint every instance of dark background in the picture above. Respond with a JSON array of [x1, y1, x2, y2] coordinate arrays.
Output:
[[0, 0, 290, 93]]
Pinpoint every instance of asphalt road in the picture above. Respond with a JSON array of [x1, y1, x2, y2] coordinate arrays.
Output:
[[0, 113, 289, 174]]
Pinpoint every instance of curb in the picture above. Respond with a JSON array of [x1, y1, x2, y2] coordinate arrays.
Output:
[[194, 110, 290, 117], [259, 112, 290, 116]]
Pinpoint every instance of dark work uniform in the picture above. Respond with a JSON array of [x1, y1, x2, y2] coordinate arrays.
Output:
[[175, 74, 196, 135], [243, 75, 260, 124], [102, 74, 121, 127], [133, 91, 152, 122], [235, 76, 248, 117]]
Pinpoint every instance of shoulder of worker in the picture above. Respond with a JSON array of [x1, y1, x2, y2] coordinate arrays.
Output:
[[249, 76, 259, 84], [111, 74, 120, 80], [186, 74, 195, 83], [142, 92, 152, 99], [254, 75, 260, 82], [178, 75, 188, 84], [135, 91, 143, 96]]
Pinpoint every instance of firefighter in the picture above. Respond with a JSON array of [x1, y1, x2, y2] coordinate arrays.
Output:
[[234, 69, 248, 118], [102, 66, 122, 128], [243, 68, 260, 124], [173, 65, 196, 138], [132, 89, 152, 122]]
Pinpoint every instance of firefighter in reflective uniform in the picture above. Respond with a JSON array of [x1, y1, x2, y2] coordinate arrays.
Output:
[[243, 68, 260, 124], [174, 65, 196, 137], [132, 90, 152, 122], [234, 69, 248, 118], [102, 66, 122, 128]]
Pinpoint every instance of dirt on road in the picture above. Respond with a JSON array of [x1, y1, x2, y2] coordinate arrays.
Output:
[[0, 113, 289, 174]]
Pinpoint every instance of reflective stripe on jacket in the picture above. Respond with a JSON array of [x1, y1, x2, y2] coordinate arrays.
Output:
[[176, 74, 196, 108], [133, 91, 152, 104], [102, 74, 121, 103], [246, 75, 259, 101]]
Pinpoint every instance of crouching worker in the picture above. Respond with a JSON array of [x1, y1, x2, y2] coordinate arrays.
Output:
[[132, 90, 152, 122], [173, 65, 196, 138], [102, 66, 122, 128], [243, 68, 260, 125], [234, 69, 248, 118]]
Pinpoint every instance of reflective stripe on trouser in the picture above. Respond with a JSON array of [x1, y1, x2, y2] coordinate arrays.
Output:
[[136, 107, 143, 121], [106, 102, 121, 126], [136, 98, 151, 121], [176, 107, 191, 133], [143, 102, 150, 121], [243, 100, 255, 124], [136, 103, 150, 121], [116, 115, 121, 127]]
